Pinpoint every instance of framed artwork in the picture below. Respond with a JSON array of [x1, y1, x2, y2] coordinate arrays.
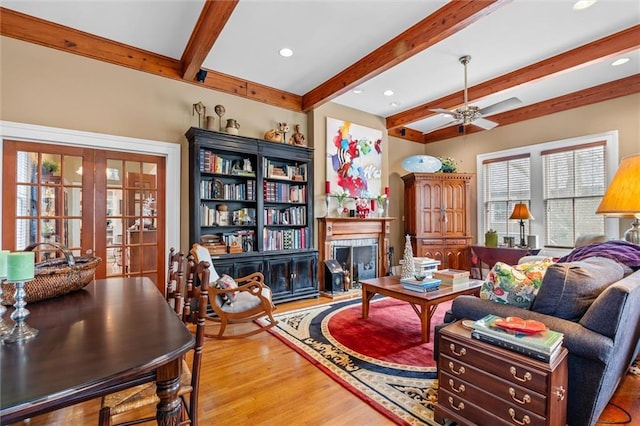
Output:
[[326, 117, 383, 198]]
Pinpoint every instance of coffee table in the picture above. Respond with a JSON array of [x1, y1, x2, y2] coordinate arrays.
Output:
[[360, 276, 483, 343]]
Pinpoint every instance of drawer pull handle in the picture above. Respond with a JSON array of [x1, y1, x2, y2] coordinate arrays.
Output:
[[508, 408, 531, 425], [509, 387, 531, 405], [449, 343, 466, 357], [509, 367, 532, 383], [448, 361, 465, 376], [448, 379, 465, 393], [448, 397, 464, 411]]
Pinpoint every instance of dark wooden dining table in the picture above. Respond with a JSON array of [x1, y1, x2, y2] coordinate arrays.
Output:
[[0, 277, 194, 425]]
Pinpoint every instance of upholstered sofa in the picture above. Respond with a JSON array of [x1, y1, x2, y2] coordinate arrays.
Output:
[[436, 241, 640, 426]]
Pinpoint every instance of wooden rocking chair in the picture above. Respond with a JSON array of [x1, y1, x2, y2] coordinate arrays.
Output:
[[190, 243, 278, 339]]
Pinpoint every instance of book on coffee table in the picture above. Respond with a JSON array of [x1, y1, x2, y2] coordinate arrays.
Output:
[[400, 277, 441, 292]]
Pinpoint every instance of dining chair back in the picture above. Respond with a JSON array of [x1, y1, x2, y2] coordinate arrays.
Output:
[[98, 253, 210, 426], [166, 247, 185, 314]]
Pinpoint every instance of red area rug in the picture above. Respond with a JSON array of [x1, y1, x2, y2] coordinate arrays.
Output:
[[257, 296, 451, 425], [328, 297, 448, 367]]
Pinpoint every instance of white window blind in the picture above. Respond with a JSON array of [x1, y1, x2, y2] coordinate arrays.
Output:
[[483, 154, 531, 241], [542, 142, 606, 248]]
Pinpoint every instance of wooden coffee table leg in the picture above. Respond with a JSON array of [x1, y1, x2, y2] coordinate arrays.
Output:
[[361, 285, 375, 319], [421, 301, 430, 343]]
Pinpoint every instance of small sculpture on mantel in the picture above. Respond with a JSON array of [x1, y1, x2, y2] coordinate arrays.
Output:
[[192, 102, 206, 128], [289, 124, 306, 146]]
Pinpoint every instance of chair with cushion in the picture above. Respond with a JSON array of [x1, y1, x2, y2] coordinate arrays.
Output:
[[190, 243, 278, 339], [99, 254, 210, 426]]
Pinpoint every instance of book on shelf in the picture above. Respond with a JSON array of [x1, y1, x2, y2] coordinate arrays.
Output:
[[471, 330, 562, 363], [473, 314, 564, 354]]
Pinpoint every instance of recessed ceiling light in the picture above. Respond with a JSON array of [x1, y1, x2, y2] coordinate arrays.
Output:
[[353, 88, 364, 94], [573, 0, 597, 11], [383, 90, 394, 96], [389, 102, 401, 107], [611, 57, 630, 66], [279, 48, 293, 57]]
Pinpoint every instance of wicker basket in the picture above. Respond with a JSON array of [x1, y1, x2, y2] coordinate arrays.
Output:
[[1, 243, 102, 305]]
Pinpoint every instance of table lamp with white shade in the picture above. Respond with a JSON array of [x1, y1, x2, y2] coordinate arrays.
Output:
[[509, 202, 534, 248], [596, 153, 640, 244]]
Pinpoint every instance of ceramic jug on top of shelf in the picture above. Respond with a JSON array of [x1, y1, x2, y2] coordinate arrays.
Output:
[[225, 119, 240, 135]]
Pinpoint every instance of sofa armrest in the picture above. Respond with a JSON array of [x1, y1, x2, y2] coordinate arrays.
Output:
[[580, 272, 639, 338], [451, 296, 613, 363]]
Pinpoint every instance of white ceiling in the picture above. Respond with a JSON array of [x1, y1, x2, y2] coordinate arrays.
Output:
[[3, 0, 639, 135]]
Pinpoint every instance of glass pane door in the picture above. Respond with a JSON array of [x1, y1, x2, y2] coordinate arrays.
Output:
[[4, 142, 93, 262]]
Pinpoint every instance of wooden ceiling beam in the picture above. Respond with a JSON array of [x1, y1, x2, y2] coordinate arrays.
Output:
[[0, 6, 301, 112], [181, 0, 238, 81], [0, 7, 182, 77], [421, 75, 640, 143], [387, 25, 640, 130], [300, 0, 513, 112]]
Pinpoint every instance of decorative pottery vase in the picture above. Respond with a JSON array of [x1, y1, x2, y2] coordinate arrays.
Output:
[[225, 119, 240, 135]]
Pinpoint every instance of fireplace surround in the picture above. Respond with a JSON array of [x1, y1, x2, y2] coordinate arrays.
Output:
[[317, 217, 394, 294]]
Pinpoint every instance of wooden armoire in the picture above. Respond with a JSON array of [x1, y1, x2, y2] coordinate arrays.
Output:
[[402, 172, 473, 271]]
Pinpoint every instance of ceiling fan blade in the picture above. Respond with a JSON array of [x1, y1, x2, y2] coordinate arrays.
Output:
[[424, 118, 462, 134], [473, 117, 498, 130], [430, 108, 459, 117], [478, 97, 522, 116]]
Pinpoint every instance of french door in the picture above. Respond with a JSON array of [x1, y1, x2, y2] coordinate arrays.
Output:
[[2, 140, 166, 288]]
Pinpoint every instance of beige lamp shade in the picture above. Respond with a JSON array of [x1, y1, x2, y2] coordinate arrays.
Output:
[[596, 153, 640, 217], [509, 203, 534, 220]]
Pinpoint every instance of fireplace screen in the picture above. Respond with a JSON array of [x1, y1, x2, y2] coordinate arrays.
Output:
[[333, 242, 378, 286]]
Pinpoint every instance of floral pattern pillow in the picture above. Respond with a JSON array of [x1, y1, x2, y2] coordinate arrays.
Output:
[[480, 259, 554, 309]]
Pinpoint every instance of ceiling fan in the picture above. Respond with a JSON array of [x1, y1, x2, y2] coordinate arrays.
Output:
[[430, 55, 522, 133]]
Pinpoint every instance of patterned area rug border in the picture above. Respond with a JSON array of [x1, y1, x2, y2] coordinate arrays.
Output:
[[258, 297, 440, 426]]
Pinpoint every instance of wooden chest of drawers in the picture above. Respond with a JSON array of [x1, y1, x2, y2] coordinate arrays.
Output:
[[434, 321, 568, 426]]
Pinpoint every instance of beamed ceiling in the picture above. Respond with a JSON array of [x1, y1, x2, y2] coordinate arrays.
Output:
[[1, 0, 639, 144]]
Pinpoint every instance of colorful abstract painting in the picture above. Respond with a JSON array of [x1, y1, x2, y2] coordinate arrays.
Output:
[[326, 117, 383, 198]]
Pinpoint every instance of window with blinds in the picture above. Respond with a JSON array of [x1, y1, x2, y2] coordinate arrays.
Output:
[[543, 143, 606, 248], [483, 155, 531, 241]]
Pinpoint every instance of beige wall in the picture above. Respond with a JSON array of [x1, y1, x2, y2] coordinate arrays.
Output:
[[2, 36, 638, 257], [396, 93, 640, 241], [310, 103, 423, 265]]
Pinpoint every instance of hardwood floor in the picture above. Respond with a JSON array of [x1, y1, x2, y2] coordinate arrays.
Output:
[[9, 296, 640, 426]]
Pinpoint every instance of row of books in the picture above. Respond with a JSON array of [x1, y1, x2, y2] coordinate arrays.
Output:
[[263, 206, 307, 226], [263, 182, 307, 203], [200, 149, 256, 176], [221, 230, 255, 253], [200, 180, 256, 201], [471, 314, 564, 363], [400, 277, 441, 293], [262, 228, 309, 251], [200, 204, 256, 227], [263, 158, 308, 181]]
